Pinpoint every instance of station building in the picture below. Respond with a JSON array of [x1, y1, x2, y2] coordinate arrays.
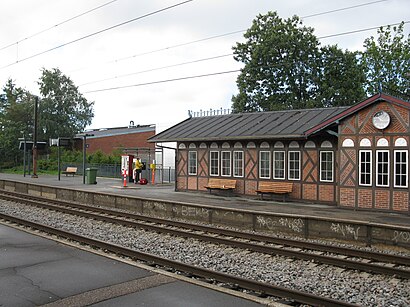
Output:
[[149, 93, 410, 214], [76, 123, 156, 154]]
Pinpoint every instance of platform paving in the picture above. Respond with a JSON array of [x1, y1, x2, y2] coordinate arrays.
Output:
[[0, 224, 264, 306], [1, 172, 409, 227]]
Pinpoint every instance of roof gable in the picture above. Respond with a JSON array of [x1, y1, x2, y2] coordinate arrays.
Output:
[[304, 93, 410, 136]]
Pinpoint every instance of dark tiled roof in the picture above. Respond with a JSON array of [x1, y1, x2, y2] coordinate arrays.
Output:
[[78, 125, 155, 139], [149, 107, 348, 143]]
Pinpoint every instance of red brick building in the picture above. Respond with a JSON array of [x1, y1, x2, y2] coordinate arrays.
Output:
[[149, 93, 410, 214], [78, 124, 156, 154]]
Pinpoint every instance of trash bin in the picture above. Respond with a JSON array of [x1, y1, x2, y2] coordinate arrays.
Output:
[[85, 168, 98, 184]]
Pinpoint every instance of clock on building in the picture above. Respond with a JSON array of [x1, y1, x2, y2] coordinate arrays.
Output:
[[372, 110, 390, 130]]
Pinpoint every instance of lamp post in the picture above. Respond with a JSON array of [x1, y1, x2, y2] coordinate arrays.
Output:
[[32, 96, 39, 178], [22, 132, 26, 177]]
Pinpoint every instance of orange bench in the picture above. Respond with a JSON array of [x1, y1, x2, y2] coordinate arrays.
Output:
[[256, 181, 293, 201], [205, 178, 236, 195]]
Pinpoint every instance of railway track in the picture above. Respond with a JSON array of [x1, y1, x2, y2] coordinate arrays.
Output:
[[0, 190, 409, 279], [0, 211, 358, 307]]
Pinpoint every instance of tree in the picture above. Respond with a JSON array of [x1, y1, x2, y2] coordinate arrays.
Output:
[[37, 68, 94, 140], [0, 79, 33, 166], [232, 12, 321, 112], [361, 22, 410, 100], [317, 45, 366, 107]]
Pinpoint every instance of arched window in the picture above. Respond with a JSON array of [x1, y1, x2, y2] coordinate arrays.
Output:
[[188, 143, 196, 149], [376, 138, 388, 147], [395, 138, 408, 147], [342, 139, 354, 147], [304, 141, 316, 148], [260, 141, 270, 148], [274, 141, 285, 148], [321, 140, 333, 148], [246, 142, 256, 148], [360, 138, 371, 147], [289, 141, 299, 148], [178, 143, 186, 149]]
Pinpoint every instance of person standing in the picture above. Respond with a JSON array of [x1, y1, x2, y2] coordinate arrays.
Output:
[[134, 158, 143, 183]]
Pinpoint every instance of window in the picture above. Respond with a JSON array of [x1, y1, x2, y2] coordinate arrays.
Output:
[[210, 151, 219, 176], [394, 150, 408, 188], [288, 151, 300, 180], [188, 151, 197, 175], [259, 151, 271, 179], [273, 151, 285, 179], [221, 151, 231, 176], [233, 151, 244, 177], [376, 150, 389, 187], [320, 151, 333, 182], [359, 150, 372, 186]]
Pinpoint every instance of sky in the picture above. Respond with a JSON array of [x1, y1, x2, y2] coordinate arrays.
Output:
[[1, 0, 409, 135]]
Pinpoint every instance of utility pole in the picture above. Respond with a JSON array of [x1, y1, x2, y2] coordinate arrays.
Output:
[[32, 96, 39, 178]]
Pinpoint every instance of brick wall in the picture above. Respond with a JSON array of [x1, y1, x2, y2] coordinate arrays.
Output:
[[340, 188, 355, 207], [393, 191, 409, 212], [319, 185, 334, 202], [303, 184, 317, 200], [358, 189, 373, 208], [86, 130, 155, 154], [375, 190, 390, 210]]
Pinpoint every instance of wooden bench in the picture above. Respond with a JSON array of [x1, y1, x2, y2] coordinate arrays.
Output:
[[62, 167, 77, 176], [256, 181, 293, 201], [205, 178, 236, 195]]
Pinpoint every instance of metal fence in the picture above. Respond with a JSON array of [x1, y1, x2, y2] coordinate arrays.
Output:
[[62, 162, 175, 183]]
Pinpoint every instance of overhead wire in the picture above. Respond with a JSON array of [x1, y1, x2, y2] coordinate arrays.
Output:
[[83, 69, 240, 93], [78, 53, 233, 87], [0, 0, 119, 52], [69, 0, 391, 73], [80, 20, 409, 93], [0, 0, 194, 70]]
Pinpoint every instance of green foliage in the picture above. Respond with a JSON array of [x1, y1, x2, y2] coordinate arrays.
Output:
[[38, 68, 94, 140], [361, 22, 410, 99], [317, 45, 366, 107], [231, 11, 407, 113], [0, 79, 33, 167], [232, 12, 321, 112]]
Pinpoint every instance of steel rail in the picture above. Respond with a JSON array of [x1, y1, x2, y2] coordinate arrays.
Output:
[[0, 212, 359, 307], [1, 190, 408, 266], [1, 192, 409, 279]]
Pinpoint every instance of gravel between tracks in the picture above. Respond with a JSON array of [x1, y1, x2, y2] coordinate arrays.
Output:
[[1, 200, 409, 306]]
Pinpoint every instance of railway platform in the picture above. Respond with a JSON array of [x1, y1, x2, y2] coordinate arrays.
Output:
[[0, 223, 265, 306], [1, 172, 409, 227]]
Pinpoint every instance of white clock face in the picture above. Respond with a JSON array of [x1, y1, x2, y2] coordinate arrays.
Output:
[[372, 111, 390, 130]]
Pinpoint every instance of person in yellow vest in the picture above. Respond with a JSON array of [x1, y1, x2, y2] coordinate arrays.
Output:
[[134, 158, 143, 183]]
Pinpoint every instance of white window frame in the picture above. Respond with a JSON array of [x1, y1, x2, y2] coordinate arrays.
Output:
[[259, 151, 271, 179], [359, 150, 372, 186], [233, 151, 244, 178], [188, 151, 197, 175], [273, 151, 285, 179], [376, 150, 389, 187], [221, 151, 231, 177], [288, 151, 301, 180], [320, 151, 334, 182], [210, 151, 219, 176], [394, 150, 408, 188]]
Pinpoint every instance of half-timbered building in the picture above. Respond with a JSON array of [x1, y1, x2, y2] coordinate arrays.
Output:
[[149, 93, 410, 213]]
